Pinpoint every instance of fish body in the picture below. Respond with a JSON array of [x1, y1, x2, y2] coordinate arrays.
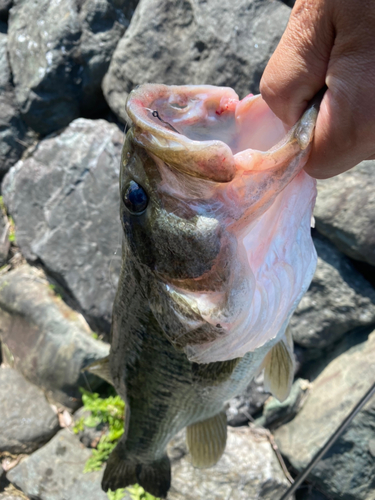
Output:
[[100, 84, 319, 497]]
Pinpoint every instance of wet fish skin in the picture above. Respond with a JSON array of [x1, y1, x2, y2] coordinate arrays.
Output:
[[121, 85, 318, 364], [100, 84, 320, 497], [120, 135, 223, 282], [103, 236, 277, 497]]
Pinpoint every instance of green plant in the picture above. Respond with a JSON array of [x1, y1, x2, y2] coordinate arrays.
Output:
[[106, 485, 159, 500], [73, 389, 125, 473], [47, 283, 63, 299], [76, 389, 159, 500], [127, 484, 159, 500], [0, 197, 15, 243], [107, 489, 126, 500], [7, 216, 16, 243]]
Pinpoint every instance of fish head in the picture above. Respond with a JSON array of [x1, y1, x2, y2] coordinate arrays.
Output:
[[121, 84, 319, 362], [120, 126, 226, 283]]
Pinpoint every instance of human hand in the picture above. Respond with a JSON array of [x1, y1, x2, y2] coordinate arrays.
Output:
[[260, 0, 375, 179]]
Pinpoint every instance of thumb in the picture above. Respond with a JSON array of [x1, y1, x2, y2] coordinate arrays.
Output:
[[260, 0, 334, 126]]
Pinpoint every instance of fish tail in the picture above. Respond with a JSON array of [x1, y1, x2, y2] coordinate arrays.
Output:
[[102, 446, 171, 499], [137, 455, 171, 498]]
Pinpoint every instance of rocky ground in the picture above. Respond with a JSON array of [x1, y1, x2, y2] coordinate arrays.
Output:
[[0, 0, 374, 499]]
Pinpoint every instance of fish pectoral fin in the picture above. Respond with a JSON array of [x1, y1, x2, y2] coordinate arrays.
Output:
[[83, 355, 113, 386], [263, 327, 295, 402], [186, 410, 227, 468], [102, 445, 171, 499]]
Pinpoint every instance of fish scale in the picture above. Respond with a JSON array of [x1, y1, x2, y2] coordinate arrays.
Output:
[[90, 84, 323, 498]]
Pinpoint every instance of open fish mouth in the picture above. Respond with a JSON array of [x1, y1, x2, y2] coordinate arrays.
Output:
[[126, 84, 316, 182], [123, 84, 319, 363]]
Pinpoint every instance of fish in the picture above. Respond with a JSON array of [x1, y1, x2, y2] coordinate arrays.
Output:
[[92, 84, 319, 498]]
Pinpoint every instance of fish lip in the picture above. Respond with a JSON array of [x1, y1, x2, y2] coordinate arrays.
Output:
[[126, 84, 319, 182], [122, 84, 320, 365], [126, 84, 237, 182]]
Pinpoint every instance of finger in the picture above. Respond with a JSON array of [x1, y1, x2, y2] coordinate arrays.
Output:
[[303, 72, 375, 179], [303, 8, 375, 179], [303, 88, 361, 179], [260, 0, 334, 126]]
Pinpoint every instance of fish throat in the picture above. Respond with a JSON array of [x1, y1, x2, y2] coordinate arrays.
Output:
[[123, 83, 319, 364]]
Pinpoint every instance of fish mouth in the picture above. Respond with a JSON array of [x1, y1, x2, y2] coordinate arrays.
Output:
[[124, 84, 320, 363], [125, 84, 306, 183]]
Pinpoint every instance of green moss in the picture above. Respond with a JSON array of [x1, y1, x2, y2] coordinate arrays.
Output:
[[7, 216, 16, 243], [0, 280, 9, 292], [0, 197, 16, 244], [47, 283, 63, 300]]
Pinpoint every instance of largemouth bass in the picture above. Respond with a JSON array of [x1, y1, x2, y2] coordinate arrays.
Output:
[[95, 84, 319, 498]]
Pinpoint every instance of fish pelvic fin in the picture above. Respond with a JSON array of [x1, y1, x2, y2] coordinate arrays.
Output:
[[102, 446, 171, 499], [83, 355, 113, 386], [186, 410, 227, 468], [263, 327, 295, 402]]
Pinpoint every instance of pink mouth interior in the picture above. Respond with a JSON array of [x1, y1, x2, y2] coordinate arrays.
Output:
[[152, 89, 289, 154]]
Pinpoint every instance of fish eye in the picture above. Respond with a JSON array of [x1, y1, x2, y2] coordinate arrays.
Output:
[[123, 180, 148, 214]]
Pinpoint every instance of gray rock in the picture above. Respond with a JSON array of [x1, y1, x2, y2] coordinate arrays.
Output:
[[72, 407, 106, 448], [255, 378, 311, 430], [291, 233, 375, 351], [167, 426, 292, 499], [0, 91, 33, 179], [0, 367, 60, 454], [65, 475, 131, 500], [275, 329, 375, 500], [314, 160, 375, 266], [7, 0, 135, 134], [2, 118, 123, 334], [8, 0, 82, 135], [0, 0, 12, 22], [0, 264, 110, 408], [103, 0, 290, 123], [0, 31, 10, 90], [0, 205, 9, 265], [0, 31, 34, 178], [226, 373, 270, 426], [7, 429, 110, 500], [79, 0, 138, 113]]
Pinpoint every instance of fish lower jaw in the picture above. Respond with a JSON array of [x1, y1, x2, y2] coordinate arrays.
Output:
[[172, 174, 317, 364]]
